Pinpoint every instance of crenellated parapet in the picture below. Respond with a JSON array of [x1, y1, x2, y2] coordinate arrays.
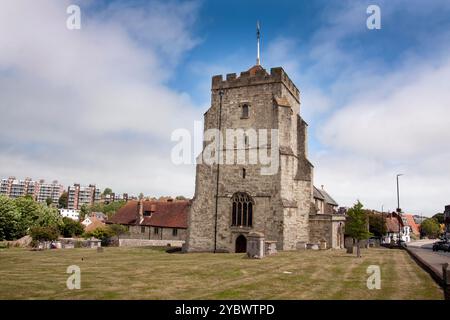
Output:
[[212, 66, 300, 100]]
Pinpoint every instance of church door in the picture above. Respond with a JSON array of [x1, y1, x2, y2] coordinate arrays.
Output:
[[235, 235, 247, 253]]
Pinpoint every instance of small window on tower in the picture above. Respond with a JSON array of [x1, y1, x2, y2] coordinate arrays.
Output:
[[241, 104, 249, 118], [242, 168, 246, 179]]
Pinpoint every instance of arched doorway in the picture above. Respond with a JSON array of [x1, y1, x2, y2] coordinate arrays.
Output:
[[235, 235, 247, 253]]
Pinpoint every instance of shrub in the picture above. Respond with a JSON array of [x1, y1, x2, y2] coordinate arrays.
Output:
[[84, 227, 113, 246], [61, 217, 84, 238], [29, 226, 60, 242]]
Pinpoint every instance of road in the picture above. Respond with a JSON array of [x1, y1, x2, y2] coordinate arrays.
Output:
[[406, 240, 450, 279]]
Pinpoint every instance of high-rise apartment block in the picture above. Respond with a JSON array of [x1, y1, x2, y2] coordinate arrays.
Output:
[[0, 177, 63, 205], [67, 183, 101, 210]]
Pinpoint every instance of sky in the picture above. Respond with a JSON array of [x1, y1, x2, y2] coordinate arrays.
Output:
[[0, 0, 449, 216]]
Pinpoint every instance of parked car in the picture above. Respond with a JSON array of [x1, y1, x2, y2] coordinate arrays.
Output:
[[432, 240, 450, 252]]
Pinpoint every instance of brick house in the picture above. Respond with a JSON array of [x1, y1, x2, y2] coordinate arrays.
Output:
[[107, 199, 189, 241]]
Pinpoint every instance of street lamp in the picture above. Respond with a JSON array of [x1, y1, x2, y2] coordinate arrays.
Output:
[[396, 174, 403, 213], [396, 174, 404, 244]]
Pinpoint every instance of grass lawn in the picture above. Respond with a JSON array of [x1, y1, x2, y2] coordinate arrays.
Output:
[[0, 246, 443, 299]]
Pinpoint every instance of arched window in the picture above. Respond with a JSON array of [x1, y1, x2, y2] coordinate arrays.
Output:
[[241, 104, 249, 118], [231, 192, 254, 227]]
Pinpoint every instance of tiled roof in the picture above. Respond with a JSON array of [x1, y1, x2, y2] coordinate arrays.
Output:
[[385, 215, 402, 233], [404, 214, 420, 235], [313, 186, 338, 206], [107, 200, 189, 229], [83, 216, 105, 233]]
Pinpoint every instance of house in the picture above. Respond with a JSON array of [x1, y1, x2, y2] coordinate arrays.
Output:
[[107, 199, 189, 242], [403, 214, 420, 238], [81, 214, 105, 233], [59, 209, 80, 221], [89, 212, 107, 222], [382, 212, 411, 244]]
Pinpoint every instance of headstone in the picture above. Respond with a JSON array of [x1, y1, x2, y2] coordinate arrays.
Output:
[[88, 237, 102, 249], [307, 243, 319, 250], [247, 232, 265, 259], [319, 240, 327, 250], [296, 241, 306, 250], [344, 237, 354, 249], [265, 241, 277, 255]]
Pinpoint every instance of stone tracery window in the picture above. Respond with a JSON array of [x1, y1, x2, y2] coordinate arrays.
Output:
[[231, 192, 253, 227]]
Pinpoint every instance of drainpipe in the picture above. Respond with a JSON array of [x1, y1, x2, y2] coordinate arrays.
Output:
[[214, 90, 224, 253]]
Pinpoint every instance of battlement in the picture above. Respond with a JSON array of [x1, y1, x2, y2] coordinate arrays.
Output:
[[212, 66, 300, 99]]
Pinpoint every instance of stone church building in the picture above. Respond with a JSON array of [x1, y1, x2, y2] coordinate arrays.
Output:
[[184, 63, 345, 253]]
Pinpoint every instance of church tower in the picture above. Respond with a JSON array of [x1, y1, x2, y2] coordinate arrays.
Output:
[[184, 63, 314, 252]]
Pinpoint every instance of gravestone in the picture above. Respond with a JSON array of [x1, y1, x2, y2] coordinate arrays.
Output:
[[247, 232, 265, 259], [265, 241, 277, 255]]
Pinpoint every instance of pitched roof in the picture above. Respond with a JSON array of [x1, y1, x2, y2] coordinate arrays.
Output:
[[107, 200, 189, 229], [83, 216, 105, 233], [247, 64, 267, 76], [313, 186, 325, 200], [385, 215, 403, 233], [403, 214, 420, 235], [313, 186, 338, 206]]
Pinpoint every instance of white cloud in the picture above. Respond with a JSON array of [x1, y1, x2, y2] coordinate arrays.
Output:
[[0, 0, 201, 197]]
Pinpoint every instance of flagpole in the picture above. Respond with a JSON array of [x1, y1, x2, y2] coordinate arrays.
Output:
[[256, 21, 260, 65]]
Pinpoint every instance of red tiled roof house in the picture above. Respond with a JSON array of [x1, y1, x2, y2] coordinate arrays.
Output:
[[107, 199, 190, 243]]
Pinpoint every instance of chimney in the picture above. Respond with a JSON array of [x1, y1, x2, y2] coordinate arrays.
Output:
[[136, 199, 144, 225], [321, 185, 324, 190]]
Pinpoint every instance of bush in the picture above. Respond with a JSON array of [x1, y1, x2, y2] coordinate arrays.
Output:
[[421, 218, 440, 238], [84, 227, 113, 246], [61, 217, 84, 238], [29, 226, 60, 242]]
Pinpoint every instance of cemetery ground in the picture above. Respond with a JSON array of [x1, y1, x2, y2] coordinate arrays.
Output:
[[0, 246, 443, 299]]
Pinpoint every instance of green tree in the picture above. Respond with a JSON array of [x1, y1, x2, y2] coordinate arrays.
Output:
[[175, 195, 186, 200], [421, 218, 440, 238], [14, 196, 40, 233], [345, 201, 372, 257], [29, 226, 59, 242], [79, 204, 90, 221], [432, 213, 444, 224], [84, 227, 113, 245], [34, 205, 63, 229], [103, 188, 113, 196], [108, 224, 127, 240], [0, 196, 22, 240], [45, 197, 53, 206], [58, 191, 68, 209], [85, 201, 127, 219], [61, 217, 84, 238], [367, 212, 387, 237]]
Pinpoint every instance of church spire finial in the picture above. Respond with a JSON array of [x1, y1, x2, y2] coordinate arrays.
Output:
[[256, 21, 261, 66]]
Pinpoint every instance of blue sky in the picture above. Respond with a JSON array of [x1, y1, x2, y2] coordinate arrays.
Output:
[[0, 0, 449, 215]]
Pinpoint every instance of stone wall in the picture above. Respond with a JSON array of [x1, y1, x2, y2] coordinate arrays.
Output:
[[309, 214, 346, 249], [123, 225, 186, 241], [119, 239, 185, 247], [186, 65, 315, 253]]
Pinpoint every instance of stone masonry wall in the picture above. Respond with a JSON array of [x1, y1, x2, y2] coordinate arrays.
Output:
[[185, 66, 314, 252]]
